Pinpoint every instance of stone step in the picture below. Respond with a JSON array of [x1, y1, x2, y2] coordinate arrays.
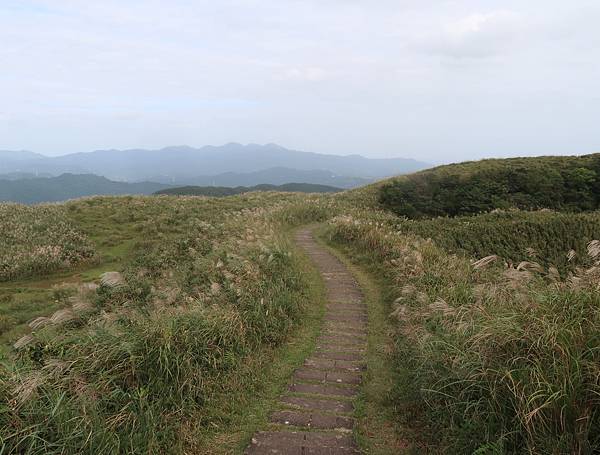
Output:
[[293, 367, 362, 385], [244, 227, 366, 455], [288, 382, 359, 398], [270, 410, 354, 430], [279, 395, 353, 413], [246, 431, 359, 454], [313, 351, 364, 361], [304, 358, 365, 372]]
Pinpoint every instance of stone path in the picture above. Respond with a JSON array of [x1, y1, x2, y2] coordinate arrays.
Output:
[[245, 227, 367, 455]]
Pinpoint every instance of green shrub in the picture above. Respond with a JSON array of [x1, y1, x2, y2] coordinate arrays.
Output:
[[379, 154, 600, 218]]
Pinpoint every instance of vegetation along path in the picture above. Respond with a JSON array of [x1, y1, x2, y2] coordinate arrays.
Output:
[[245, 226, 367, 454]]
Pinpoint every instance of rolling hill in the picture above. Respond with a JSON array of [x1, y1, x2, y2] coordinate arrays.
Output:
[[0, 173, 170, 204]]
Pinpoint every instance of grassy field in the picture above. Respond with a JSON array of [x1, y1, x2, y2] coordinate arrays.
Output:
[[2, 170, 600, 454], [0, 194, 333, 453], [325, 206, 600, 454]]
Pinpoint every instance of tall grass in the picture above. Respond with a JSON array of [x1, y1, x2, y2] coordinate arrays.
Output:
[[327, 210, 600, 453], [0, 203, 95, 281], [391, 210, 600, 272], [0, 194, 328, 454]]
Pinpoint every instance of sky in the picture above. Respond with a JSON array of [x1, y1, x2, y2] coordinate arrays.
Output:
[[1, 0, 599, 163]]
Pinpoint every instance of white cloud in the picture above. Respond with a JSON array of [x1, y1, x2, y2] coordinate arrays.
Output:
[[414, 10, 525, 59], [278, 67, 329, 82], [0, 1, 599, 161]]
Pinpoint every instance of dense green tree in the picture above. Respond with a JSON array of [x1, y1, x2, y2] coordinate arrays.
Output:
[[380, 154, 600, 218]]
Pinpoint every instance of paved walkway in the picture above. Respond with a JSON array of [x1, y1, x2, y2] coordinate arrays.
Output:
[[245, 227, 367, 455]]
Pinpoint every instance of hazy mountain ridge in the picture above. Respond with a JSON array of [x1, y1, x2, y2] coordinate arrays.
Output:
[[0, 143, 430, 182], [0, 170, 356, 204], [169, 167, 371, 188]]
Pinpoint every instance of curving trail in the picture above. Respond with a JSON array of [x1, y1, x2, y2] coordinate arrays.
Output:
[[245, 227, 367, 454]]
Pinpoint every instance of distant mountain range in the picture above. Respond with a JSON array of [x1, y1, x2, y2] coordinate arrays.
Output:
[[0, 143, 430, 203], [155, 183, 341, 197], [0, 174, 170, 204], [0, 143, 430, 183]]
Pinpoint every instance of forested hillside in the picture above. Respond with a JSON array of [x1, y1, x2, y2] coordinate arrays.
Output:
[[379, 154, 600, 218]]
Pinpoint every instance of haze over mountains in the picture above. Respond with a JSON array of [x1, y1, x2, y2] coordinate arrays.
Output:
[[1, 144, 428, 182], [0, 143, 430, 203]]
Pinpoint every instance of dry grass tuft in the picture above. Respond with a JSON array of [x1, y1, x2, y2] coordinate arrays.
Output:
[[471, 255, 499, 269], [29, 316, 51, 330], [100, 271, 124, 288], [13, 334, 35, 350], [49, 308, 76, 324]]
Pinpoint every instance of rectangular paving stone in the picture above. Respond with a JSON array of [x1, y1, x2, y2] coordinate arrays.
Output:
[[310, 412, 354, 430], [325, 314, 368, 323], [271, 410, 311, 427], [318, 335, 366, 345], [246, 444, 302, 454], [323, 321, 367, 334], [304, 432, 355, 448], [318, 341, 366, 351], [271, 410, 354, 430], [304, 358, 336, 369], [325, 371, 362, 385], [320, 330, 366, 341], [249, 431, 357, 451], [323, 322, 366, 332], [294, 368, 326, 382], [304, 449, 359, 455], [280, 395, 353, 413], [288, 382, 358, 398], [305, 357, 364, 372], [314, 351, 364, 361], [335, 360, 366, 371]]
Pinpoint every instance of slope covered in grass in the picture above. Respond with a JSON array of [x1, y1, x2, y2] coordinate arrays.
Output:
[[317, 160, 600, 453], [326, 209, 600, 453], [0, 194, 333, 453], [379, 154, 600, 218]]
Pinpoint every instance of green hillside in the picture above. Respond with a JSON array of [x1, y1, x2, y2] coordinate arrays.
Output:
[[154, 182, 341, 196], [3, 155, 600, 454], [379, 154, 600, 218], [0, 173, 169, 204]]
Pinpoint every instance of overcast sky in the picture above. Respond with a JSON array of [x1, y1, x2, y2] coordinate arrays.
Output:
[[1, 0, 599, 163]]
